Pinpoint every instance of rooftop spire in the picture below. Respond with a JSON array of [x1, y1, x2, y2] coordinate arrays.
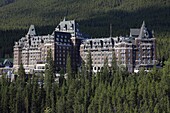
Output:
[[63, 17, 66, 21], [27, 25, 36, 36], [110, 23, 112, 37], [139, 21, 146, 38], [141, 21, 145, 28]]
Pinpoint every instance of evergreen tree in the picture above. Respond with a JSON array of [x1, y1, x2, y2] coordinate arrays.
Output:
[[86, 51, 92, 81], [111, 51, 118, 73], [66, 53, 72, 83], [44, 49, 55, 108], [18, 63, 26, 81], [9, 83, 16, 113], [66, 84, 75, 113], [15, 85, 23, 113], [31, 76, 40, 113], [1, 85, 9, 113], [100, 57, 110, 83]]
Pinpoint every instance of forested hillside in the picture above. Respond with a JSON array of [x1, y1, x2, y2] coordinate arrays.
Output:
[[0, 0, 14, 7], [0, 0, 169, 58], [0, 1, 169, 112], [0, 51, 170, 113]]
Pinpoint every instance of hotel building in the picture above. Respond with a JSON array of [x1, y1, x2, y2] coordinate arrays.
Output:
[[13, 18, 86, 73], [80, 22, 157, 73]]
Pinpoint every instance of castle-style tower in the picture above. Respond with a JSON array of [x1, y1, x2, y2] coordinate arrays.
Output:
[[54, 18, 87, 72], [13, 18, 88, 74], [13, 42, 22, 71]]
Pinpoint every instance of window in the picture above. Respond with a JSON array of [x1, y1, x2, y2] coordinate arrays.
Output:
[[121, 49, 125, 52], [98, 67, 100, 70], [116, 54, 118, 57], [56, 38, 59, 41]]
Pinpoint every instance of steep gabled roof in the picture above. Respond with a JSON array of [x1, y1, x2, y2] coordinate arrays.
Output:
[[55, 18, 76, 33], [3, 59, 13, 67], [139, 21, 147, 38], [130, 21, 153, 39], [130, 29, 140, 37], [27, 25, 36, 36]]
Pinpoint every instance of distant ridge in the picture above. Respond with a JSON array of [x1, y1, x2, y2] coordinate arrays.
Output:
[[0, 0, 169, 36]]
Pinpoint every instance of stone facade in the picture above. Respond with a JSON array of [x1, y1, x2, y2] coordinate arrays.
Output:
[[13, 20, 156, 73], [80, 37, 115, 73], [13, 18, 86, 73], [13, 25, 55, 73], [80, 22, 157, 73]]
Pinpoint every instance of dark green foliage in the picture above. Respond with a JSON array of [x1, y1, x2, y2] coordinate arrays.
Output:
[[0, 1, 169, 112], [86, 51, 92, 81], [0, 0, 169, 59], [0, 0, 15, 7], [66, 53, 73, 83], [18, 63, 26, 80], [0, 59, 170, 112], [44, 49, 55, 108]]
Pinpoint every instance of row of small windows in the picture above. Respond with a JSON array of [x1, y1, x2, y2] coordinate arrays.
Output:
[[56, 35, 68, 39], [140, 53, 152, 56], [30, 45, 39, 48], [56, 46, 70, 49], [56, 42, 72, 46], [115, 45, 132, 48], [56, 54, 66, 57], [91, 53, 112, 56], [32, 37, 41, 41], [56, 62, 65, 65], [116, 49, 131, 52], [137, 60, 152, 64], [56, 38, 70, 42], [84, 45, 113, 49], [37, 66, 45, 69], [94, 67, 102, 70], [93, 57, 112, 60]]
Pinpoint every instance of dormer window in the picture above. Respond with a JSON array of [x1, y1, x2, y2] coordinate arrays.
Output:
[[65, 24, 67, 30]]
